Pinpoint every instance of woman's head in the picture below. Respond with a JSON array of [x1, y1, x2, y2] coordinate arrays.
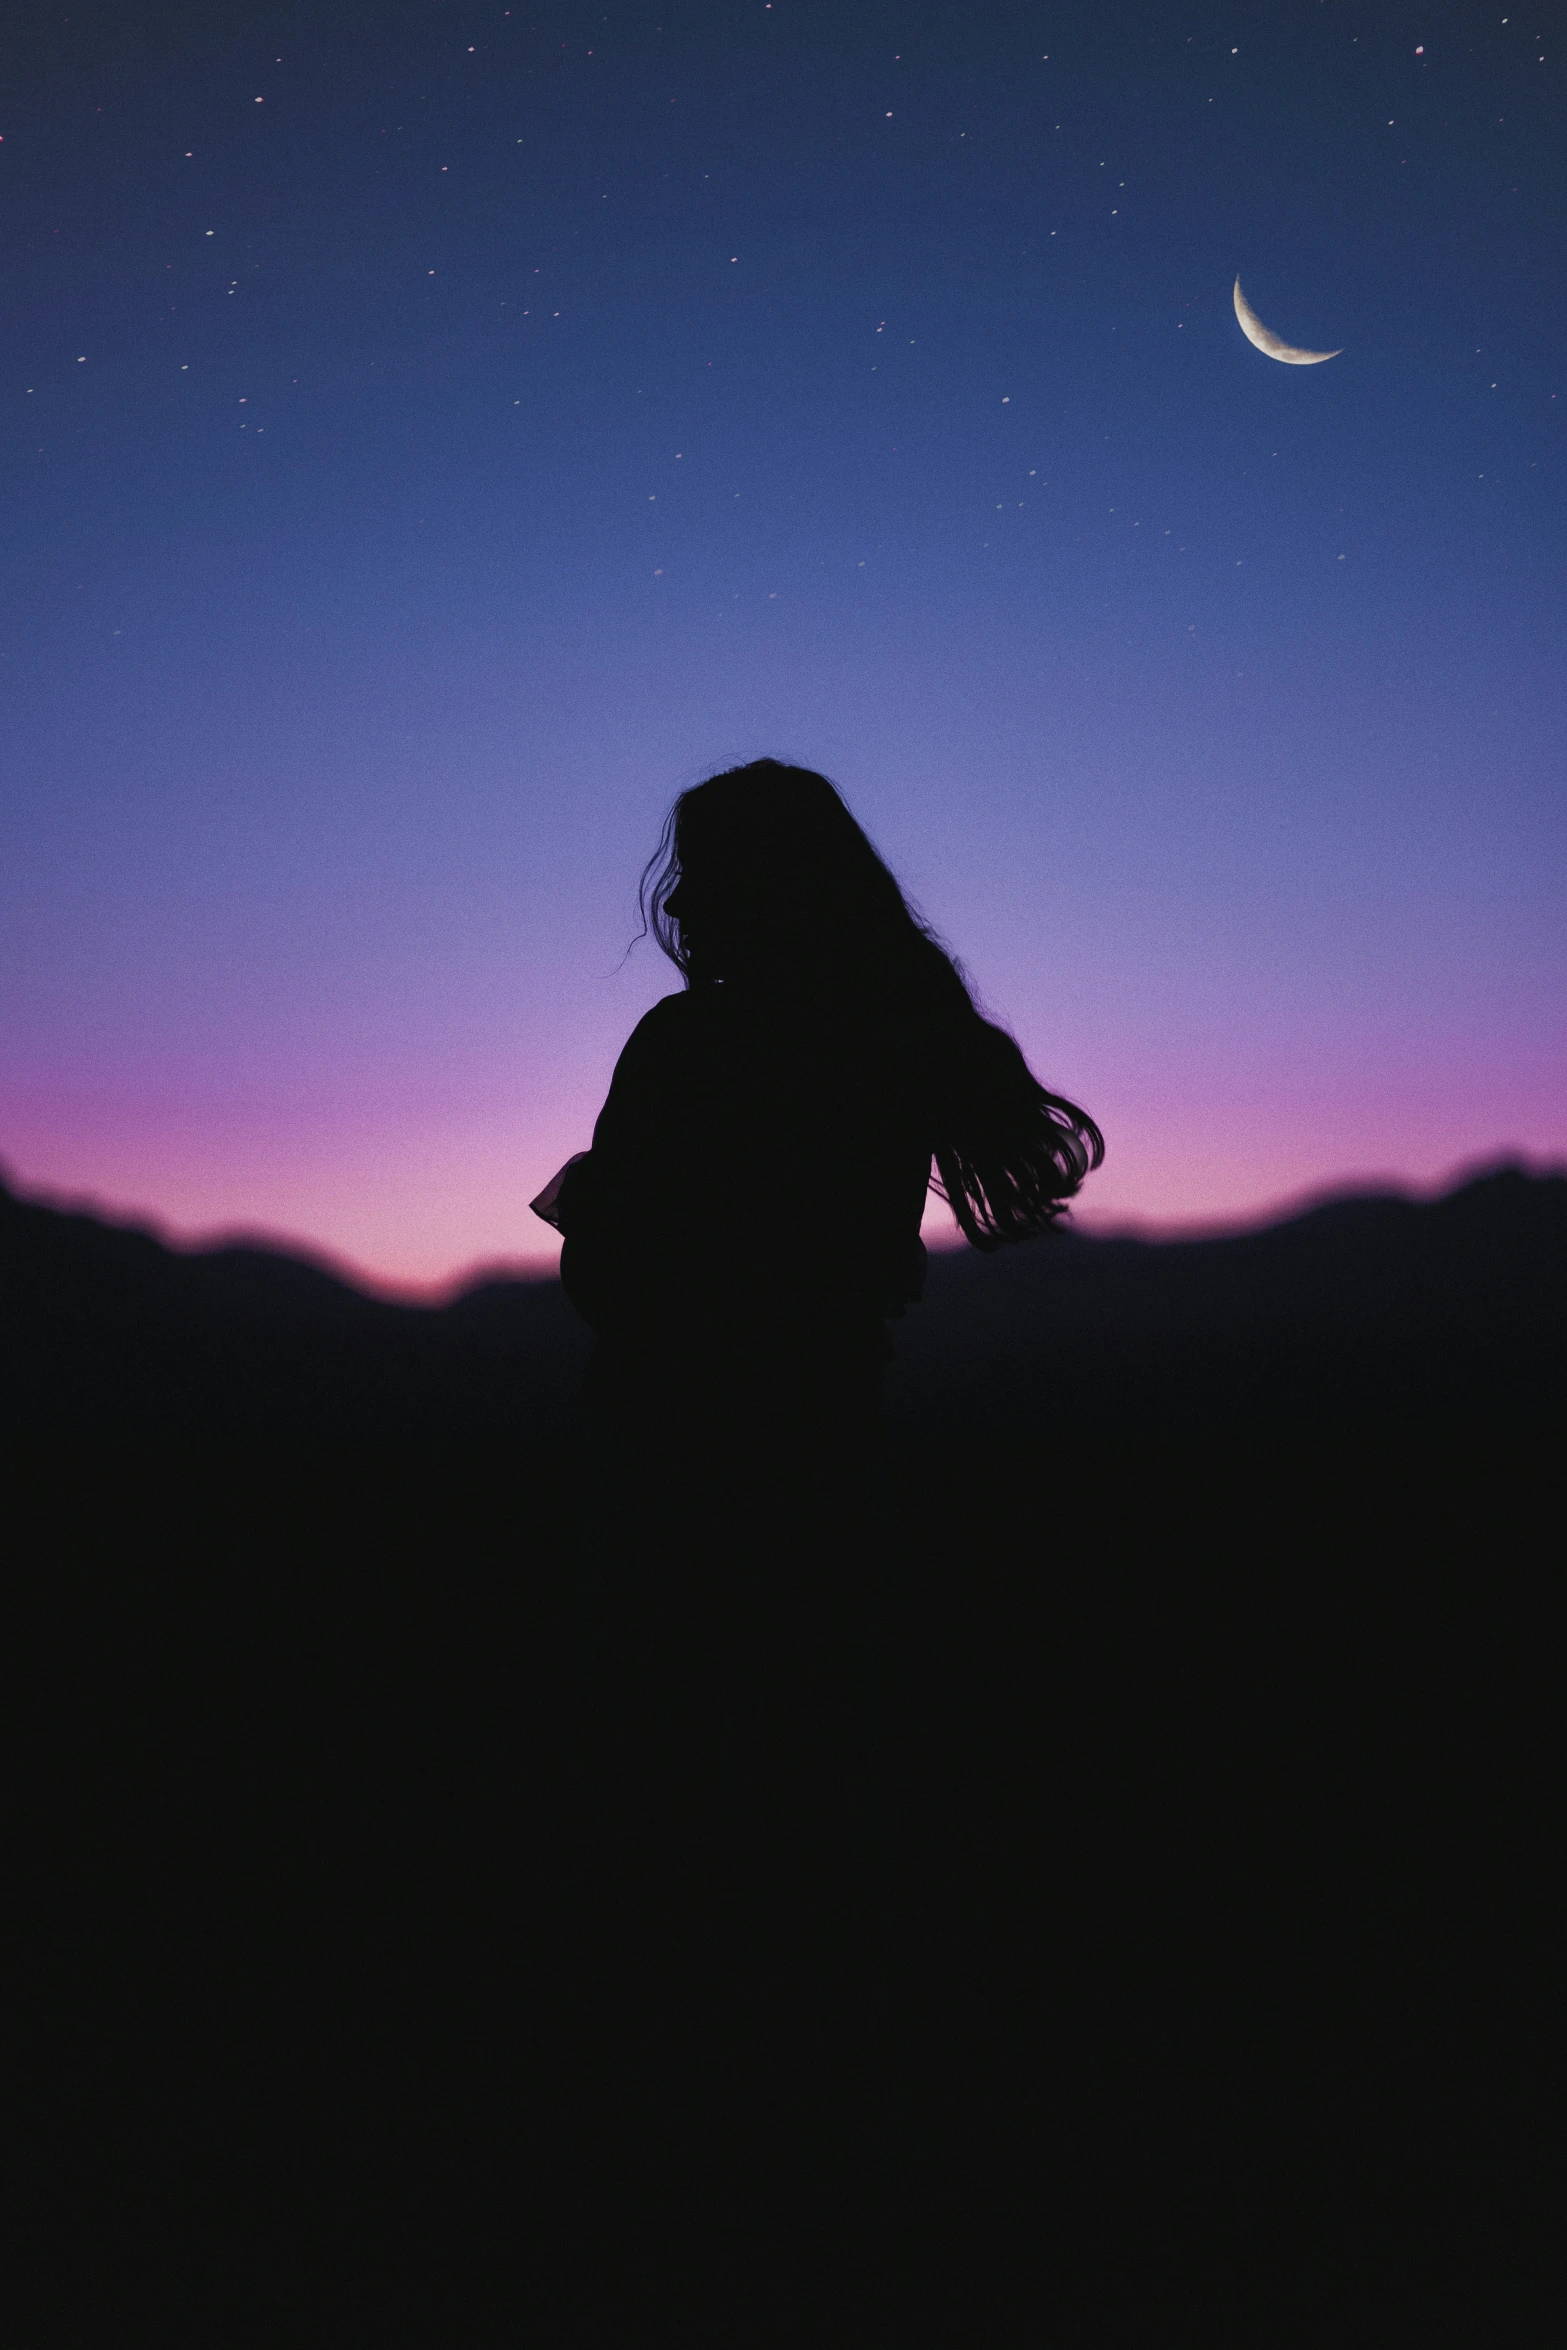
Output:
[[638, 758, 1104, 1243], [642, 759, 913, 991]]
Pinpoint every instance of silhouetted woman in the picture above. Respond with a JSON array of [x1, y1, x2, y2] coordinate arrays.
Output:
[[533, 760, 1101, 1558]]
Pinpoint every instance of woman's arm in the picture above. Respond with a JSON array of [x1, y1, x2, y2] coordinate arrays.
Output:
[[550, 995, 693, 1334], [528, 1152, 589, 1231]]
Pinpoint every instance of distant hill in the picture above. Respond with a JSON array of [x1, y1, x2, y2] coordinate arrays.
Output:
[[891, 1163, 1567, 1432], [3, 1162, 1563, 1438], [7, 1161, 1562, 2347], [0, 1174, 591, 1440]]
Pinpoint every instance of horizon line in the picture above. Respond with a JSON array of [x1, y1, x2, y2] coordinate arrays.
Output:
[[5, 1150, 1560, 1311]]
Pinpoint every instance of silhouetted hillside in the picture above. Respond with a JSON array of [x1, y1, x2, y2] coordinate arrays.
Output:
[[892, 1161, 1567, 1430], [4, 1160, 1562, 1437], [6, 1160, 1561, 2341], [0, 1172, 592, 1438]]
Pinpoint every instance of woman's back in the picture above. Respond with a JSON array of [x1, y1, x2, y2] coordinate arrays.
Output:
[[559, 983, 932, 1445]]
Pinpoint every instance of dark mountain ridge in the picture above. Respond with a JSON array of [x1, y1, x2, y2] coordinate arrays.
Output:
[[4, 1159, 1562, 1438], [893, 1160, 1567, 1431], [7, 1160, 1561, 2341]]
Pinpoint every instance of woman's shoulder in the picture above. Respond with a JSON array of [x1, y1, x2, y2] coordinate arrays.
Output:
[[620, 987, 698, 1057], [607, 987, 702, 1091], [632, 987, 696, 1034]]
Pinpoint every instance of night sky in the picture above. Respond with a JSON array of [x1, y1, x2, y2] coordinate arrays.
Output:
[[4, 1, 1562, 1289]]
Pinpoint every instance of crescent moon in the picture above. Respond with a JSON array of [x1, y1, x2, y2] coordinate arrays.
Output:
[[1233, 276, 1342, 366]]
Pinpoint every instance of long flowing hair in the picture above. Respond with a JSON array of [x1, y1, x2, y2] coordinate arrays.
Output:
[[637, 760, 1103, 1246]]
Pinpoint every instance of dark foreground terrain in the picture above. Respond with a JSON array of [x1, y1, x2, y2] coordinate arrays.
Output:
[[4, 1165, 1563, 2342]]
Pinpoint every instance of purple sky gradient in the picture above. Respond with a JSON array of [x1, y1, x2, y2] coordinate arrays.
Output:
[[3, 2, 1563, 1290]]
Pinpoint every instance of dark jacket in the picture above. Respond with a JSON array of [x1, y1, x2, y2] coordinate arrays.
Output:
[[555, 984, 931, 1433]]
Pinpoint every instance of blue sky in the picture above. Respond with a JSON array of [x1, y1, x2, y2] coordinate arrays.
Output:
[[3, 0, 1562, 1284]]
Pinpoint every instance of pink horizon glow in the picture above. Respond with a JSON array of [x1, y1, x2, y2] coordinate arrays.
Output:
[[7, 1112, 1561, 1304]]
